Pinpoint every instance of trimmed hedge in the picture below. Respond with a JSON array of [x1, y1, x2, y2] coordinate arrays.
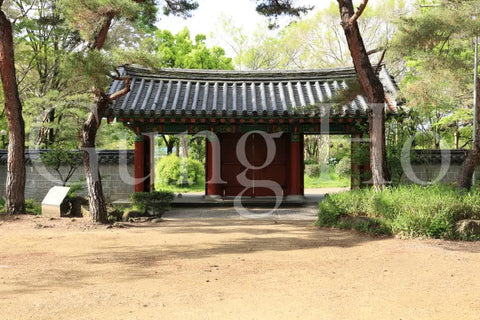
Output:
[[316, 185, 480, 240], [131, 191, 175, 217]]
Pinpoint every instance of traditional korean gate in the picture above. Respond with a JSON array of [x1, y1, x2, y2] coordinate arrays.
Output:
[[220, 133, 288, 197]]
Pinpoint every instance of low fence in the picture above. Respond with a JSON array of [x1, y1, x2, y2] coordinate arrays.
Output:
[[403, 149, 480, 184], [0, 150, 135, 201]]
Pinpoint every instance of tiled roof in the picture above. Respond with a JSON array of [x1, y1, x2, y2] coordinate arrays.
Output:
[[107, 65, 398, 118]]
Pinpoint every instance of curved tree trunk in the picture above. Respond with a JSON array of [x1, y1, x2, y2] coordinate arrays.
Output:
[[81, 12, 114, 224], [337, 0, 388, 189], [81, 93, 110, 223], [458, 78, 480, 189], [0, 8, 26, 215]]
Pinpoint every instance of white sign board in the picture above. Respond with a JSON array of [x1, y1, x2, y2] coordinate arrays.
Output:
[[41, 186, 70, 217]]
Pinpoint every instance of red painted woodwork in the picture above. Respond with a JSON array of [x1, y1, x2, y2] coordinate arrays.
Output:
[[289, 137, 302, 195], [206, 138, 222, 196], [219, 133, 289, 197], [134, 137, 145, 192], [204, 132, 306, 197]]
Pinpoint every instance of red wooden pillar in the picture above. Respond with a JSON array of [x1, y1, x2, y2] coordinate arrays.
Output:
[[288, 132, 303, 196], [134, 135, 145, 192], [205, 134, 222, 197]]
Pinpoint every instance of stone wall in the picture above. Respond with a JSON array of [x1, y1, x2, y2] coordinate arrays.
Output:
[[402, 150, 480, 185], [0, 150, 135, 202]]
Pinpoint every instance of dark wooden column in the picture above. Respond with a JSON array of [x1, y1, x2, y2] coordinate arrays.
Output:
[[288, 132, 303, 196], [205, 134, 223, 197], [134, 135, 145, 193]]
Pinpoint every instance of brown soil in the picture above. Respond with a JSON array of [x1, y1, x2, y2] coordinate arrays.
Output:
[[0, 215, 479, 320]]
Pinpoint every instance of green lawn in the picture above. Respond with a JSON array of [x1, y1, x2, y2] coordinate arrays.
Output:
[[156, 174, 350, 193], [155, 177, 205, 193], [304, 174, 350, 188]]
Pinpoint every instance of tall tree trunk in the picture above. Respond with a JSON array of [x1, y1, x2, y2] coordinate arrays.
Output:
[[337, 0, 388, 189], [81, 12, 114, 224], [318, 135, 330, 167], [162, 135, 175, 154], [0, 7, 26, 215], [181, 135, 188, 158], [81, 93, 109, 223], [458, 78, 480, 189]]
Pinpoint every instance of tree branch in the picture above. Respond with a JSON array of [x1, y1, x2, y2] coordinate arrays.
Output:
[[89, 11, 116, 51], [367, 47, 384, 55], [349, 0, 368, 25], [375, 48, 387, 74], [108, 76, 131, 101]]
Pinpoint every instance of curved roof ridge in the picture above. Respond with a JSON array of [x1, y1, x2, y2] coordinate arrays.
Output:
[[123, 64, 359, 82]]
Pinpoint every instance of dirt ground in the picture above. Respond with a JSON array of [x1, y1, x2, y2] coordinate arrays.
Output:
[[0, 215, 479, 320]]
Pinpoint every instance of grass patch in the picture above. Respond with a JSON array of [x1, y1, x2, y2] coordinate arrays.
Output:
[[304, 173, 350, 188], [316, 185, 480, 240], [155, 177, 205, 193]]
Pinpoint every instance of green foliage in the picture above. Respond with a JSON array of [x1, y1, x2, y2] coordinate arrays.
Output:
[[130, 191, 174, 216], [335, 217, 391, 236], [64, 50, 114, 90], [304, 172, 350, 189], [40, 148, 83, 185], [305, 164, 320, 178], [215, 2, 406, 69], [116, 28, 233, 70], [317, 185, 480, 240], [155, 177, 205, 194], [66, 180, 85, 198], [335, 157, 351, 177], [0, 197, 5, 213], [161, 0, 199, 18], [391, 1, 480, 150], [156, 154, 204, 186], [58, 0, 141, 43], [97, 122, 135, 149], [25, 199, 42, 215], [24, 91, 90, 149]]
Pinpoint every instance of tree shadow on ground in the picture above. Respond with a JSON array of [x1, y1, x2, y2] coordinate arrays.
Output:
[[75, 220, 387, 275]]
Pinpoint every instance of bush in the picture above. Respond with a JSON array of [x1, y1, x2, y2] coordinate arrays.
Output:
[[305, 164, 320, 177], [316, 185, 480, 240], [334, 157, 351, 177], [25, 199, 41, 215], [0, 197, 5, 213], [131, 191, 175, 217], [156, 154, 204, 186], [304, 159, 318, 165]]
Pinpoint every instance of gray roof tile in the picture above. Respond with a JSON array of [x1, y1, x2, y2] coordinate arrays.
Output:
[[108, 65, 398, 118]]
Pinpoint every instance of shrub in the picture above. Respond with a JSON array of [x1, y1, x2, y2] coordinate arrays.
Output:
[[156, 154, 204, 186], [0, 197, 5, 213], [25, 199, 41, 215], [304, 159, 318, 165], [334, 157, 351, 177], [316, 185, 480, 240], [305, 164, 320, 177], [131, 191, 175, 217]]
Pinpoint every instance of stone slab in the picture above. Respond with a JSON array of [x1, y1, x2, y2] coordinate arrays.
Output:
[[41, 186, 70, 218]]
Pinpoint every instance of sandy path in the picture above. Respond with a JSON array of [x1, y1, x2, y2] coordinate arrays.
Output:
[[0, 215, 479, 320]]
